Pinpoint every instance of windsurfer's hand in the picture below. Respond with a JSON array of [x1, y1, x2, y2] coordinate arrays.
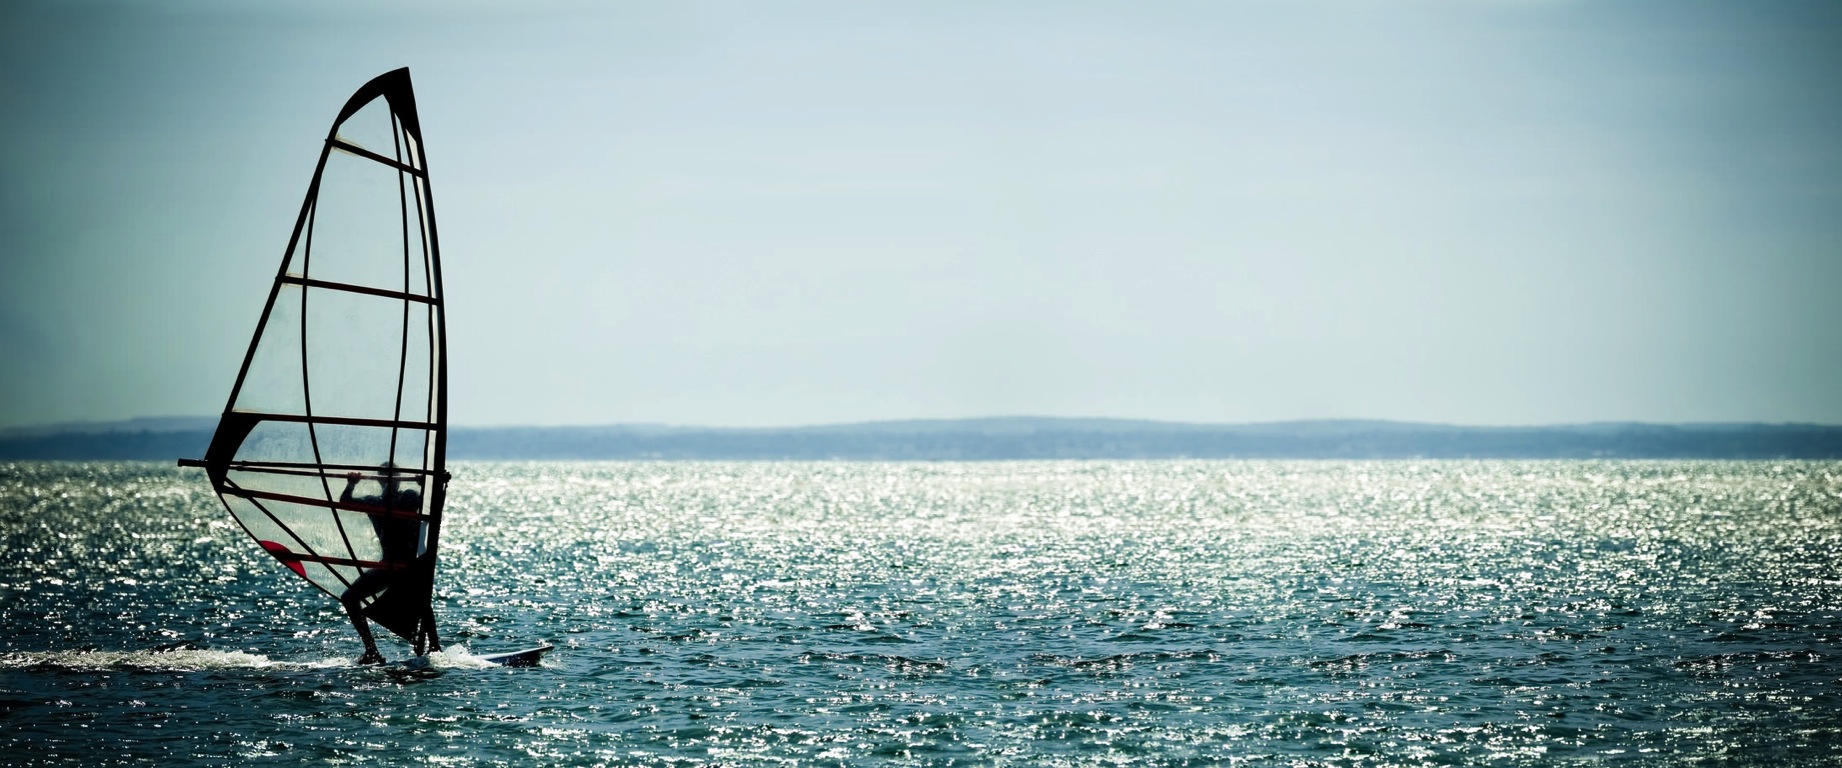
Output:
[[345, 472, 362, 482]]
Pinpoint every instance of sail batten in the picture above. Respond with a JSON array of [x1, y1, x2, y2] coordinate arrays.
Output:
[[206, 459, 446, 478], [186, 68, 446, 649], [277, 275, 442, 304], [222, 486, 438, 520], [328, 138, 426, 177], [227, 411, 439, 431]]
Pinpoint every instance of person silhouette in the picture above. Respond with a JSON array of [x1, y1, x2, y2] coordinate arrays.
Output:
[[337, 464, 437, 664]]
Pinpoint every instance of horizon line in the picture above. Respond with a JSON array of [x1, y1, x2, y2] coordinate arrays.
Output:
[[8, 414, 1842, 435]]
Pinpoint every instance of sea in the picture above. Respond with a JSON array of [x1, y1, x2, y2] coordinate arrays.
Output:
[[3, 461, 1840, 766]]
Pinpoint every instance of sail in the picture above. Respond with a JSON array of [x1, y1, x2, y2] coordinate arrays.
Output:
[[187, 68, 446, 646]]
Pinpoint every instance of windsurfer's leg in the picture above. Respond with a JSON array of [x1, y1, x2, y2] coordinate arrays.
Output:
[[341, 569, 390, 664], [344, 599, 385, 664]]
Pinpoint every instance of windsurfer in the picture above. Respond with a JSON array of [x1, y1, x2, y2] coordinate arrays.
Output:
[[338, 464, 437, 664]]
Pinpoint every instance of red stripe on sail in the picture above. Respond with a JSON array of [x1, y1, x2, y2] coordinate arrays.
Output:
[[260, 540, 308, 578]]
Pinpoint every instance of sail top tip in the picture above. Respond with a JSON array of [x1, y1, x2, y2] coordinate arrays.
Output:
[[332, 67, 421, 139]]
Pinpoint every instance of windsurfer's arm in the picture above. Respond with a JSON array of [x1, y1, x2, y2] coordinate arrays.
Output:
[[340, 472, 361, 504]]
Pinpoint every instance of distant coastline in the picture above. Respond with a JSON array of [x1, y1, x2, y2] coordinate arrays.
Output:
[[4, 416, 1842, 460]]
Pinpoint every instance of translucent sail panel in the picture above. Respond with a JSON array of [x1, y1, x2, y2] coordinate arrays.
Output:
[[331, 99, 401, 161], [298, 286, 435, 422], [304, 150, 434, 297], [234, 285, 307, 416], [232, 420, 437, 481], [229, 286, 437, 428]]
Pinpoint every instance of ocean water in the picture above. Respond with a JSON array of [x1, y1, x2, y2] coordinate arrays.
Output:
[[3, 460, 1840, 766]]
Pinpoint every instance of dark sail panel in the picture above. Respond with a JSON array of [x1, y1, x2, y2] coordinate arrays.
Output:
[[191, 69, 446, 648]]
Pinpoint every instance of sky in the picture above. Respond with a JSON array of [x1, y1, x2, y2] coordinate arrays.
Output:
[[3, 1, 1840, 429]]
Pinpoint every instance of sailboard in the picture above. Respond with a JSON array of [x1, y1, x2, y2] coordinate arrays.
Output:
[[180, 68, 545, 667]]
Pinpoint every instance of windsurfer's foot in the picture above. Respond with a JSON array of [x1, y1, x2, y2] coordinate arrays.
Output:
[[356, 649, 386, 665]]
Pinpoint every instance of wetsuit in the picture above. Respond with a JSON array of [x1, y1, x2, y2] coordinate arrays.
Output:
[[338, 474, 437, 659]]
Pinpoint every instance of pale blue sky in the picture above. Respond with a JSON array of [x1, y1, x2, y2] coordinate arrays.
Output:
[[3, 1, 1839, 428]]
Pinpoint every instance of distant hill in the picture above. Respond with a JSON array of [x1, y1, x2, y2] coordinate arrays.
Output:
[[0, 417, 218, 461], [5, 417, 1842, 460]]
